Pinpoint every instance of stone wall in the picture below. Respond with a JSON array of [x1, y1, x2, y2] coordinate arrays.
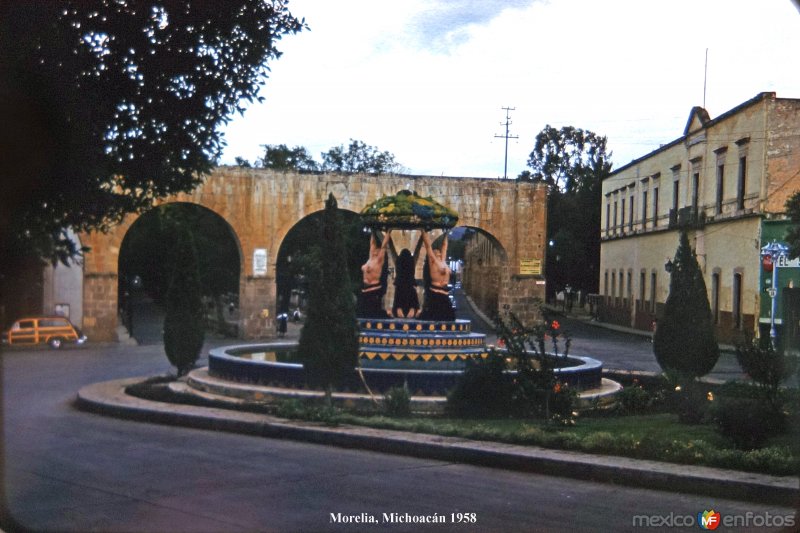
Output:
[[79, 169, 547, 341]]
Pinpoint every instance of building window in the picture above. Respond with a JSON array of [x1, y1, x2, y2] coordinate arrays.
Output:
[[673, 179, 680, 211], [639, 271, 646, 310], [652, 187, 659, 227], [613, 200, 618, 233], [604, 271, 609, 298], [627, 270, 632, 305], [619, 271, 624, 305], [620, 196, 626, 234], [605, 199, 611, 235], [737, 156, 747, 210], [715, 161, 725, 214], [691, 172, 699, 211], [650, 271, 657, 313], [641, 190, 648, 229], [611, 271, 617, 305], [732, 272, 743, 329], [711, 271, 721, 325], [628, 196, 634, 231]]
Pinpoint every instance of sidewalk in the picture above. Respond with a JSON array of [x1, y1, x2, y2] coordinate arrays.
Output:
[[76, 375, 799, 507]]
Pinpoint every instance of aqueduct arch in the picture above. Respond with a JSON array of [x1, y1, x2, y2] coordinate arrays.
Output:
[[80, 167, 548, 341]]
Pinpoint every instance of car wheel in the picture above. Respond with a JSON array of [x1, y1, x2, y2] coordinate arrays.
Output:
[[48, 337, 63, 349]]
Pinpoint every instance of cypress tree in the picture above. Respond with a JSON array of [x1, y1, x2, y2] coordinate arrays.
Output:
[[654, 230, 720, 379], [163, 224, 205, 376], [297, 194, 359, 404]]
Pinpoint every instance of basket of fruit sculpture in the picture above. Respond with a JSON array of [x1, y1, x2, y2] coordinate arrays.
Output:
[[360, 190, 459, 230]]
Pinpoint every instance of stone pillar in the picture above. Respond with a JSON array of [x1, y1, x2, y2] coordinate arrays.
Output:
[[497, 266, 546, 326], [83, 273, 118, 342], [239, 275, 276, 339]]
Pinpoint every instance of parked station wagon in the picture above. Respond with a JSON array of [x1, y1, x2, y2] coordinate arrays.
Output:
[[2, 316, 87, 348]]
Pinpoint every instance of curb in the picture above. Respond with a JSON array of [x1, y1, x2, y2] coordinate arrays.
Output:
[[75, 378, 799, 507]]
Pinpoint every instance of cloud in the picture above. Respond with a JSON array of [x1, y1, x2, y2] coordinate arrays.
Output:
[[222, 0, 800, 178]]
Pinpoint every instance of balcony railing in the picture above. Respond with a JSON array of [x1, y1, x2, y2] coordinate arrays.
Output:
[[668, 206, 705, 229]]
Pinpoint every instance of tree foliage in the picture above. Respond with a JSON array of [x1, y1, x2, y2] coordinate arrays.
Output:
[[163, 224, 205, 376], [653, 231, 720, 379], [296, 194, 359, 403], [522, 125, 611, 294], [0, 1, 304, 268], [784, 191, 800, 259], [321, 139, 402, 174], [260, 144, 319, 171]]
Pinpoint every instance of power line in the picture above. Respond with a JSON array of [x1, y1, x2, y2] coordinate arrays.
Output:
[[494, 106, 518, 179]]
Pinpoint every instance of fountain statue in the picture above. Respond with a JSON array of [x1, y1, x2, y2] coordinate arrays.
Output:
[[200, 190, 612, 404]]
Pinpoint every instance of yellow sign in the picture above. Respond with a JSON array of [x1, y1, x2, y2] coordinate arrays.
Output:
[[520, 259, 542, 275]]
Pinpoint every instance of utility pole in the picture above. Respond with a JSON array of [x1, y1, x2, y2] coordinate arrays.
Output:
[[494, 106, 518, 179]]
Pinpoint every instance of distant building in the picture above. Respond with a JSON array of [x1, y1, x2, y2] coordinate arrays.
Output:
[[599, 92, 800, 347]]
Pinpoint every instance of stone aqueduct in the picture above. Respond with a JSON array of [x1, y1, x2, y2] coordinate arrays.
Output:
[[79, 168, 548, 342]]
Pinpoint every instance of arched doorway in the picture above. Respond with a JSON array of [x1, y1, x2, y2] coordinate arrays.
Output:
[[118, 202, 242, 344], [445, 226, 509, 327], [275, 208, 368, 320]]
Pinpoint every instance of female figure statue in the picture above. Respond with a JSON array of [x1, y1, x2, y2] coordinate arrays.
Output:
[[391, 236, 422, 318], [419, 230, 455, 321], [357, 231, 391, 318]]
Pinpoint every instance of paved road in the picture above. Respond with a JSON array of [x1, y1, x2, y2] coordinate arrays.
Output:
[[452, 289, 749, 383], [2, 343, 794, 532]]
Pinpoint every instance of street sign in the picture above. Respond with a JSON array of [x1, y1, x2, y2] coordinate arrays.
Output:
[[519, 259, 542, 275]]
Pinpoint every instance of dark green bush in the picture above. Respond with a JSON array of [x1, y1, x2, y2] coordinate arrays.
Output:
[[669, 383, 711, 425], [653, 231, 719, 380], [547, 382, 578, 425], [712, 397, 787, 450], [163, 225, 205, 376], [617, 384, 652, 415], [446, 352, 514, 418], [384, 385, 412, 418], [735, 334, 797, 412]]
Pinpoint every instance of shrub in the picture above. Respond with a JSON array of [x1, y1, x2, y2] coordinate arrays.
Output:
[[669, 383, 712, 425], [712, 397, 787, 450], [735, 334, 797, 412], [653, 231, 719, 380], [547, 381, 578, 425], [446, 352, 514, 418], [163, 224, 205, 376], [384, 385, 412, 418], [617, 384, 652, 415], [296, 194, 359, 404]]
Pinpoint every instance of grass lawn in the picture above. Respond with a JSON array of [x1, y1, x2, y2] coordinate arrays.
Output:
[[127, 378, 800, 478], [268, 396, 800, 477]]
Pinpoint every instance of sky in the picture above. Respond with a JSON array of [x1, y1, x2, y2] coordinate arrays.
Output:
[[220, 0, 800, 178]]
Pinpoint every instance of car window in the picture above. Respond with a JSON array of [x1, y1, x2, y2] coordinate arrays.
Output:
[[16, 320, 35, 329], [40, 318, 70, 328]]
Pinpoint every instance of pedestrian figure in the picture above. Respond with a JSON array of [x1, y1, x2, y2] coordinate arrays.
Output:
[[277, 313, 288, 337]]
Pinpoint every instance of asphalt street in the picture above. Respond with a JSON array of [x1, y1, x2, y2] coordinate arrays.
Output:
[[1, 337, 795, 532]]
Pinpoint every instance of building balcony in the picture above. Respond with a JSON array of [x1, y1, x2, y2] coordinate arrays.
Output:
[[668, 206, 706, 229]]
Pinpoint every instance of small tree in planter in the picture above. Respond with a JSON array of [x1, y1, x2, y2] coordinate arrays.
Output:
[[653, 230, 719, 422], [297, 194, 359, 406], [734, 334, 797, 414], [163, 224, 205, 376]]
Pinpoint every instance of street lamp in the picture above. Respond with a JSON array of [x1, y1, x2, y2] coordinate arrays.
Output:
[[760, 240, 789, 344]]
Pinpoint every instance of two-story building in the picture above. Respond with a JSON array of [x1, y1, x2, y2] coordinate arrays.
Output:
[[599, 92, 800, 346]]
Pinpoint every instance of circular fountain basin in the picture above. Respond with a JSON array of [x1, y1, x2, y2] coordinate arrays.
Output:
[[207, 341, 604, 395]]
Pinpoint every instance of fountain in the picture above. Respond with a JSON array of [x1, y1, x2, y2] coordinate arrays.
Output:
[[189, 191, 618, 407]]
